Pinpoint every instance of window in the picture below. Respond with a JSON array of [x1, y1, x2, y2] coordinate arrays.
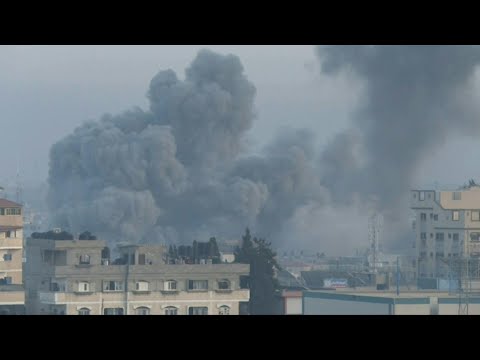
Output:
[[189, 307, 208, 315], [138, 254, 146, 265], [4, 277, 12, 285], [240, 276, 250, 289], [3, 254, 12, 261], [453, 192, 462, 200], [135, 307, 150, 315], [103, 281, 124, 292], [164, 280, 177, 291], [453, 211, 460, 221], [135, 281, 149, 291], [471, 233, 480, 242], [5, 208, 20, 215], [430, 233, 434, 239], [433, 214, 438, 221], [217, 279, 231, 290], [79, 254, 90, 265], [188, 280, 208, 291], [5, 231, 11, 238], [218, 305, 230, 315], [104, 308, 124, 315], [419, 191, 425, 201], [420, 213, 427, 222], [435, 233, 444, 241], [472, 211, 480, 222], [453, 233, 460, 241], [78, 308, 90, 315], [448, 233, 452, 239], [78, 282, 90, 292], [420, 232, 427, 240], [165, 306, 178, 315], [0, 208, 3, 215]]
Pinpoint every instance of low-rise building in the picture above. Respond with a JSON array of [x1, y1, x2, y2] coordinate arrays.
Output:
[[24, 234, 250, 315], [303, 288, 480, 315]]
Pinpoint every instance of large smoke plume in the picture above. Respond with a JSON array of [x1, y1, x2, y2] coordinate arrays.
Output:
[[48, 49, 333, 249], [316, 45, 480, 248]]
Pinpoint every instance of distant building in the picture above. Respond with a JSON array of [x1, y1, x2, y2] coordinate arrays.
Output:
[[411, 185, 480, 279], [24, 234, 250, 315], [0, 198, 25, 314]]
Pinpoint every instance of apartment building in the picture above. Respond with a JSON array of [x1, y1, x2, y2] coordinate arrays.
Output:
[[24, 234, 250, 315], [0, 198, 25, 314], [411, 185, 480, 279]]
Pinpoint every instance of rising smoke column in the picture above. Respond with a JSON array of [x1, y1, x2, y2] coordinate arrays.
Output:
[[316, 45, 480, 248], [317, 45, 480, 208]]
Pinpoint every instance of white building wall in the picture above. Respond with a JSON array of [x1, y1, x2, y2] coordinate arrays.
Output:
[[394, 304, 430, 315], [285, 297, 302, 315]]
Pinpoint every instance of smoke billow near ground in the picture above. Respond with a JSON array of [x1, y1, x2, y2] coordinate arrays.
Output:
[[48, 46, 480, 254]]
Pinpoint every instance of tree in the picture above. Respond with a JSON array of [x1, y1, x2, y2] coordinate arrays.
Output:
[[235, 228, 281, 315]]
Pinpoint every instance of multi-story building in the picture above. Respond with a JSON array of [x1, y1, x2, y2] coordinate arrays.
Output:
[[0, 198, 25, 314], [24, 234, 250, 315], [411, 185, 480, 279]]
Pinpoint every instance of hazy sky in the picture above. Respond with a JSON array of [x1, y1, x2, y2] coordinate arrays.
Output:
[[1, 45, 479, 189]]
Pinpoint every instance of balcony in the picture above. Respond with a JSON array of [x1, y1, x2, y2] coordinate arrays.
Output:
[[0, 237, 22, 250]]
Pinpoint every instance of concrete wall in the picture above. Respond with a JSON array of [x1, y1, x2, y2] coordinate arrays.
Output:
[[394, 303, 430, 315], [285, 297, 302, 315], [0, 215, 22, 227]]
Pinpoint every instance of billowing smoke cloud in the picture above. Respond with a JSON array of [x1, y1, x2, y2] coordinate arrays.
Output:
[[48, 49, 330, 247], [316, 45, 480, 248]]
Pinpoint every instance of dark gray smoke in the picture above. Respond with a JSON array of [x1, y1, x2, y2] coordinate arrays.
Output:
[[316, 45, 480, 248], [48, 49, 330, 247]]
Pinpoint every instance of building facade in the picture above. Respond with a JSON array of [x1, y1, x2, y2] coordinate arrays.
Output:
[[24, 237, 250, 315], [0, 199, 24, 314], [411, 185, 480, 279], [0, 199, 23, 285]]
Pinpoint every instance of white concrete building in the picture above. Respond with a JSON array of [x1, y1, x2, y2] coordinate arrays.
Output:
[[411, 185, 480, 279]]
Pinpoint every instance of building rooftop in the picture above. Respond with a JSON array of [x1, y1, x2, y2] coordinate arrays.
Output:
[[0, 199, 22, 208], [308, 287, 461, 299]]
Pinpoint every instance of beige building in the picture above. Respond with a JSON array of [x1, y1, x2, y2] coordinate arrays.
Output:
[[0, 198, 25, 314], [411, 185, 480, 279], [24, 236, 250, 315]]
